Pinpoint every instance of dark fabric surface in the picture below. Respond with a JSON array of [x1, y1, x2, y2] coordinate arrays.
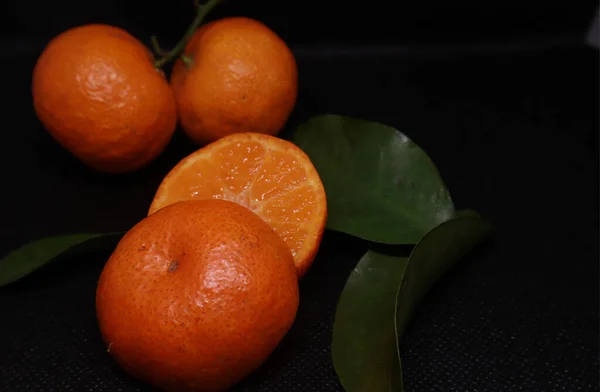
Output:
[[0, 40, 598, 391], [7, 1, 599, 52]]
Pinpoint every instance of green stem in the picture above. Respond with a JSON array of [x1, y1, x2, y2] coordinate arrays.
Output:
[[150, 35, 168, 56], [153, 0, 222, 68], [181, 55, 194, 68]]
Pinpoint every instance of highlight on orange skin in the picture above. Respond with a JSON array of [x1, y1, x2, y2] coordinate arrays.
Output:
[[148, 133, 327, 278]]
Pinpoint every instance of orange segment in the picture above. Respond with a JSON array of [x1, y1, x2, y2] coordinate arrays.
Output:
[[148, 133, 327, 278]]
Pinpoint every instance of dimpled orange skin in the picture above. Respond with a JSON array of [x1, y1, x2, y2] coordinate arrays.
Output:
[[170, 17, 298, 145], [96, 199, 299, 392], [32, 24, 177, 173]]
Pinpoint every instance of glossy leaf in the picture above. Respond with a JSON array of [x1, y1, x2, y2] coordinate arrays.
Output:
[[395, 211, 492, 338], [331, 212, 491, 392], [292, 114, 455, 244], [332, 252, 408, 392], [0, 232, 123, 288]]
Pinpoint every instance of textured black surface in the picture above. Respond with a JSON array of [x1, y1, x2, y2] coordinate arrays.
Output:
[[6, 1, 599, 53], [0, 36, 598, 392]]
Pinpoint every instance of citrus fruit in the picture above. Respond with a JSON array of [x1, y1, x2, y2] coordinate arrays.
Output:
[[170, 17, 298, 145], [96, 199, 299, 392], [32, 24, 177, 173], [148, 133, 327, 278]]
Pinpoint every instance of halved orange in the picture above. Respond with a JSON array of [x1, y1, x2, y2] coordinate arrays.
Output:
[[148, 133, 327, 278]]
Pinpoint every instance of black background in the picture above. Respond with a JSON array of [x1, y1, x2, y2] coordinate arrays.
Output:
[[1, 1, 599, 391], [5, 1, 600, 51]]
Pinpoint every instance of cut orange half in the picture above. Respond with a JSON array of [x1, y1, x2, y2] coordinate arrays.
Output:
[[148, 133, 327, 278]]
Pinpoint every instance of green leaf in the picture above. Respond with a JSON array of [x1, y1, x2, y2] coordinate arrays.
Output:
[[292, 114, 455, 244], [332, 252, 408, 392], [331, 213, 492, 392], [0, 232, 123, 288], [395, 211, 492, 338]]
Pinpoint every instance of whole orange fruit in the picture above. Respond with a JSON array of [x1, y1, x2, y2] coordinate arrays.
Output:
[[170, 17, 298, 145], [96, 199, 299, 392], [32, 24, 177, 173], [148, 133, 327, 278]]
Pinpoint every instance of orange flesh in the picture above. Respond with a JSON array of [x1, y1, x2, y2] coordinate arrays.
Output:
[[149, 133, 327, 277]]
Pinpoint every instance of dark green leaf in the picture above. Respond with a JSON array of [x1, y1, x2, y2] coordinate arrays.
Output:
[[292, 114, 455, 244], [331, 213, 491, 392], [0, 232, 123, 288], [395, 212, 492, 338], [332, 251, 408, 392]]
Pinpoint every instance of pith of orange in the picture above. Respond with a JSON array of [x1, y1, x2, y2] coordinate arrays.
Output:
[[96, 199, 299, 392], [170, 17, 298, 145], [148, 133, 327, 278], [32, 24, 177, 173]]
